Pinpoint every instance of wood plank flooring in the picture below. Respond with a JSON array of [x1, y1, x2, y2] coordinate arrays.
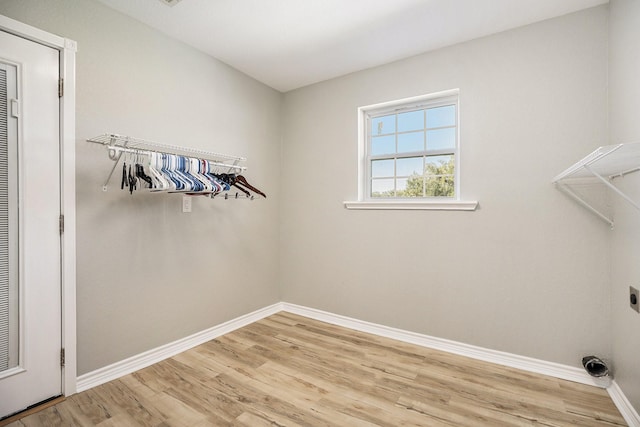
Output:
[[7, 312, 626, 426]]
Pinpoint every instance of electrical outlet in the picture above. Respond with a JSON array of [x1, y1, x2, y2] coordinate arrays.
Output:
[[182, 195, 192, 213], [630, 286, 639, 313]]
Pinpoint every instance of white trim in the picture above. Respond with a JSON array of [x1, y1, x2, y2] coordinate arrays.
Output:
[[76, 303, 283, 392], [360, 89, 460, 115], [344, 200, 478, 210], [60, 37, 77, 396], [356, 106, 366, 201], [280, 302, 611, 389], [0, 366, 25, 381], [608, 380, 640, 427], [0, 15, 66, 49], [0, 15, 77, 396]]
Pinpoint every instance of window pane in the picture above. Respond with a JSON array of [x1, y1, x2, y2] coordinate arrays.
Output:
[[371, 115, 395, 136], [371, 179, 394, 197], [396, 157, 423, 177], [427, 127, 456, 150], [396, 176, 423, 198], [426, 105, 455, 128], [1, 67, 19, 372], [371, 159, 394, 178], [395, 178, 408, 198], [425, 175, 454, 197], [425, 155, 453, 172], [371, 135, 395, 155], [397, 110, 423, 132], [396, 177, 407, 192], [397, 131, 424, 153]]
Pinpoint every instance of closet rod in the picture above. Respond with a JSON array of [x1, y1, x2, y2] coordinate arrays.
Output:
[[610, 166, 640, 180], [211, 193, 256, 200]]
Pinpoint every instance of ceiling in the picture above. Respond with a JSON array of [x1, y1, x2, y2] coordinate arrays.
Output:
[[96, 0, 608, 92]]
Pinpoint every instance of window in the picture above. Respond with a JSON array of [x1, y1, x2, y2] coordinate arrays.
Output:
[[345, 89, 477, 210], [367, 92, 458, 198]]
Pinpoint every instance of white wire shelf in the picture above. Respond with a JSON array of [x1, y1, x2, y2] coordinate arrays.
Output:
[[553, 141, 640, 228], [87, 133, 247, 191], [87, 133, 246, 162]]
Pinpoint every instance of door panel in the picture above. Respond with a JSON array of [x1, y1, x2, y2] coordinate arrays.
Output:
[[0, 30, 61, 418]]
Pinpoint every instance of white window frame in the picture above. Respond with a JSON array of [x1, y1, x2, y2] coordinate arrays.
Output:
[[344, 89, 477, 211]]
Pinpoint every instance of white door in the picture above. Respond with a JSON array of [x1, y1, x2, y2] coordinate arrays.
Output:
[[0, 30, 62, 418]]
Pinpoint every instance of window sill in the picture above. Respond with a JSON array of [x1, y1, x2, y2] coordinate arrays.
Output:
[[343, 200, 478, 211]]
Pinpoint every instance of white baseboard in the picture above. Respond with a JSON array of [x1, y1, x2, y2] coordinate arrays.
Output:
[[76, 302, 283, 392], [280, 302, 611, 389], [608, 380, 640, 427]]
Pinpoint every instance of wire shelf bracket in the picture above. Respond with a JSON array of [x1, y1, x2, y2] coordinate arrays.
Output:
[[552, 142, 640, 229]]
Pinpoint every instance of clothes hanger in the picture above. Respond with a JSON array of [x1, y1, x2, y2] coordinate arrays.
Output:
[[216, 173, 251, 197], [121, 151, 132, 190], [169, 155, 188, 191], [134, 151, 154, 188], [153, 152, 174, 191], [183, 157, 216, 195], [199, 158, 219, 193], [210, 171, 232, 191], [147, 152, 161, 191], [127, 162, 137, 194], [232, 182, 251, 197], [146, 152, 163, 191], [200, 159, 221, 194], [162, 153, 185, 191], [136, 163, 153, 188], [175, 155, 198, 192], [188, 158, 206, 193], [186, 156, 210, 193], [121, 160, 128, 190], [235, 175, 266, 198], [173, 155, 205, 193]]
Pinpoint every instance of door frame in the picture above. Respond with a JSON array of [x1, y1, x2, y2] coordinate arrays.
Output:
[[0, 15, 77, 396]]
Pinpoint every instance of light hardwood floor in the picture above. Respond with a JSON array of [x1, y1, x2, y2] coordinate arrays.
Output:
[[7, 312, 626, 426]]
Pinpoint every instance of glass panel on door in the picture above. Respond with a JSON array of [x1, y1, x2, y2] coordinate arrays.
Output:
[[0, 63, 19, 374]]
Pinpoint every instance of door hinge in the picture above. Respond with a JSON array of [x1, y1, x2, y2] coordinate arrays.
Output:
[[60, 348, 65, 367], [58, 78, 64, 98], [59, 214, 64, 235]]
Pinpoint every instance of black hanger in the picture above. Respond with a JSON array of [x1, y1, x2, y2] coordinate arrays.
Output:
[[128, 164, 137, 194], [223, 174, 252, 197], [121, 162, 128, 190], [135, 163, 154, 188], [213, 173, 233, 186]]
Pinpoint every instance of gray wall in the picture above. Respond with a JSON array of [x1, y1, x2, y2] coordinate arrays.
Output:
[[280, 6, 611, 367], [0, 0, 282, 375], [609, 0, 640, 411]]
